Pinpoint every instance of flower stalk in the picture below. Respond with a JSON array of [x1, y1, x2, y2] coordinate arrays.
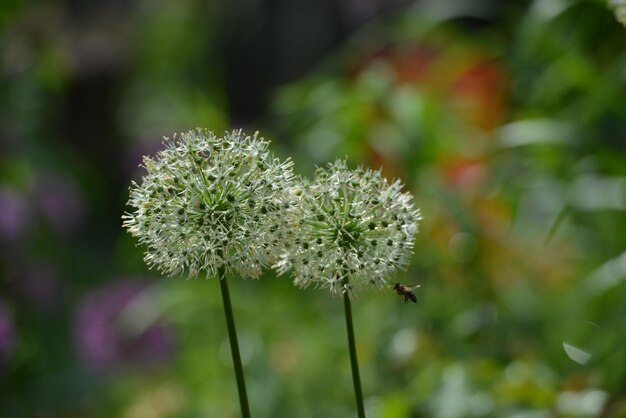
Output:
[[218, 266, 251, 418], [123, 129, 296, 417], [276, 160, 421, 418], [342, 280, 365, 418]]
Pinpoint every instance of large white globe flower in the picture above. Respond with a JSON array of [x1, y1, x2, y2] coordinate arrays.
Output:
[[123, 129, 295, 279], [276, 159, 421, 294]]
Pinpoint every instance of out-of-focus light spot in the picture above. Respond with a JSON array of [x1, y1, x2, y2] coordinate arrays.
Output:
[[116, 285, 163, 338], [568, 175, 626, 211], [303, 127, 342, 162], [219, 332, 256, 367], [611, 0, 626, 27], [74, 281, 175, 370], [430, 365, 469, 418], [530, 0, 567, 20], [389, 328, 417, 362], [359, 60, 394, 95], [388, 86, 423, 132], [442, 159, 486, 190], [557, 389, 607, 416], [370, 122, 405, 157], [499, 119, 572, 148], [372, 393, 411, 417], [363, 396, 383, 417], [415, 0, 494, 21], [431, 364, 494, 418], [468, 393, 494, 417], [124, 383, 186, 418], [502, 360, 558, 404], [505, 360, 532, 383], [563, 342, 591, 365], [584, 251, 626, 293], [452, 304, 497, 338], [448, 232, 477, 263], [269, 341, 300, 374]]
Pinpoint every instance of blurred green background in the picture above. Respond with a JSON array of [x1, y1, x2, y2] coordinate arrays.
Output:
[[2, 0, 626, 417]]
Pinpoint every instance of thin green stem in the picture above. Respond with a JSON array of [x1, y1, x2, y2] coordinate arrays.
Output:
[[342, 281, 366, 418], [534, 205, 571, 266], [218, 267, 251, 418]]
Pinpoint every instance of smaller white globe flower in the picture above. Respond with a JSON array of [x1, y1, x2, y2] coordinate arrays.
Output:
[[123, 129, 295, 279], [276, 159, 422, 294]]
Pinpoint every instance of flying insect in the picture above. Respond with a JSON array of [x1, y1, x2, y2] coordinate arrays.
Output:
[[393, 283, 420, 303]]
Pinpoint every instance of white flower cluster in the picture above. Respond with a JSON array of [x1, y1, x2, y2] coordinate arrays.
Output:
[[275, 160, 421, 294], [124, 131, 421, 293], [123, 129, 295, 279]]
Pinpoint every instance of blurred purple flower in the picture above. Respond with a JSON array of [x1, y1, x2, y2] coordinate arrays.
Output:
[[0, 301, 17, 371], [74, 280, 175, 371], [0, 188, 30, 244], [34, 174, 86, 235]]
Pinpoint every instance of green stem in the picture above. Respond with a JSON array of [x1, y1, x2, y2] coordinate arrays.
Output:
[[218, 267, 251, 418], [534, 205, 571, 266], [342, 281, 366, 418]]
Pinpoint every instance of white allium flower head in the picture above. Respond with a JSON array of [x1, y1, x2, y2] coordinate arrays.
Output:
[[123, 129, 295, 279], [276, 159, 422, 294]]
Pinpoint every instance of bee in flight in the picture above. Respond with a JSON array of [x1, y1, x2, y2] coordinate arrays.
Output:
[[393, 283, 420, 303]]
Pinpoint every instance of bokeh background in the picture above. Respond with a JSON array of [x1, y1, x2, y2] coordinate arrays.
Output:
[[2, 0, 626, 417]]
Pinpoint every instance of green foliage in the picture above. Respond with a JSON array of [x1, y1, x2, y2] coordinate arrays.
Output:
[[1, 1, 626, 417]]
